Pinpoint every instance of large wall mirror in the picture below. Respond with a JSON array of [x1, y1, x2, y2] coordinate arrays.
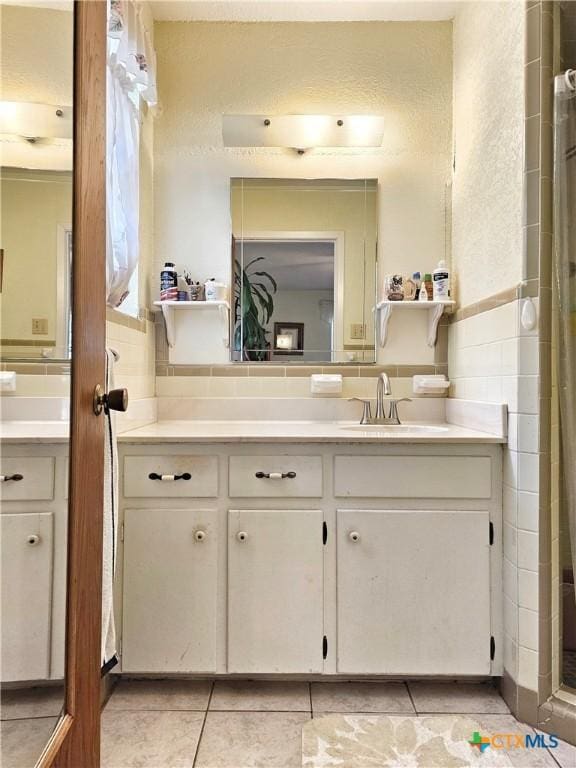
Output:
[[1, 1, 72, 765], [231, 178, 378, 363], [0, 3, 73, 363]]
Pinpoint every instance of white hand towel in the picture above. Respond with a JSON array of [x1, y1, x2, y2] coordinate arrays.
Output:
[[102, 348, 119, 669]]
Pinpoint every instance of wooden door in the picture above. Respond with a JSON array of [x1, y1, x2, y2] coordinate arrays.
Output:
[[38, 2, 107, 766], [336, 509, 492, 675], [122, 508, 218, 673], [228, 509, 324, 673]]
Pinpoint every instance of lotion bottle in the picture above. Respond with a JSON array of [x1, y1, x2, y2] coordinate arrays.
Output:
[[432, 260, 450, 300]]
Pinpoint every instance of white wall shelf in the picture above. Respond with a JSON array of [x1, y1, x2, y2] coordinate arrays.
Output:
[[375, 300, 455, 348], [154, 301, 230, 349]]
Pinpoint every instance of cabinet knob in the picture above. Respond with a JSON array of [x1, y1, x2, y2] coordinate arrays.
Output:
[[194, 530, 207, 542], [237, 531, 248, 542], [27, 534, 41, 546], [349, 531, 360, 543]]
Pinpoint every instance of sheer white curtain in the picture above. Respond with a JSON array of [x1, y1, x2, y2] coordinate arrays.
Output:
[[106, 0, 156, 308]]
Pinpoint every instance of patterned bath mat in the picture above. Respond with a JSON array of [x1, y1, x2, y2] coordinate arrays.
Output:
[[302, 715, 518, 767]]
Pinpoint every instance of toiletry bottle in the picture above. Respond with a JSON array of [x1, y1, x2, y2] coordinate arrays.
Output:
[[423, 273, 433, 299], [432, 260, 450, 300], [404, 277, 417, 301], [418, 281, 429, 301], [160, 262, 177, 292], [412, 271, 422, 300]]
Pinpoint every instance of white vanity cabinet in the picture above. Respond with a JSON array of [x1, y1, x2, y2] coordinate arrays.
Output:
[[228, 508, 324, 673], [1, 512, 54, 681], [336, 509, 491, 675], [122, 507, 218, 673], [117, 442, 503, 678], [0, 446, 68, 682]]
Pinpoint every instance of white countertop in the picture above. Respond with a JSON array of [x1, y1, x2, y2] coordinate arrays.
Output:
[[119, 420, 505, 444], [0, 421, 71, 443], [0, 419, 506, 444]]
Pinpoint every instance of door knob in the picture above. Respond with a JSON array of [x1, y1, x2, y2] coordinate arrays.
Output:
[[349, 531, 361, 542], [237, 531, 248, 542], [27, 534, 41, 546], [93, 385, 129, 415], [194, 530, 207, 542]]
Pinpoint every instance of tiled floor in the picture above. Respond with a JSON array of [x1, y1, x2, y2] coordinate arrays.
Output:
[[0, 685, 64, 768], [99, 679, 576, 768]]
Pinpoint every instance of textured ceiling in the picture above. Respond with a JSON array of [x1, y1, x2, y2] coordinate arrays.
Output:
[[151, 1, 459, 22]]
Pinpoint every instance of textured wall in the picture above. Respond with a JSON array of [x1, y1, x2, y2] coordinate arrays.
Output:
[[452, 2, 524, 307], [154, 20, 453, 365]]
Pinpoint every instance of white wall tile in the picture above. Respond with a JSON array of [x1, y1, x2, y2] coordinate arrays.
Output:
[[518, 337, 539, 375], [516, 376, 539, 414], [503, 556, 518, 603], [518, 452, 539, 493], [518, 607, 539, 651], [517, 414, 539, 453], [518, 530, 539, 572], [518, 646, 538, 691], [517, 491, 539, 532], [518, 568, 539, 611], [504, 522, 518, 565], [504, 596, 519, 641], [503, 485, 518, 526]]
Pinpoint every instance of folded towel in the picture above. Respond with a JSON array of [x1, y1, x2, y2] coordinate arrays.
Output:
[[102, 348, 119, 669]]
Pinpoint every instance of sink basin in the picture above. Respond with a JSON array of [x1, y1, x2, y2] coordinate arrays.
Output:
[[340, 424, 449, 434]]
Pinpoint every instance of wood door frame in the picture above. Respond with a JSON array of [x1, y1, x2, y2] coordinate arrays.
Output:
[[38, 2, 107, 766]]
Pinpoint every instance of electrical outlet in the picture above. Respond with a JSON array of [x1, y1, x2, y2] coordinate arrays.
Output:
[[31, 318, 48, 335], [350, 323, 365, 340]]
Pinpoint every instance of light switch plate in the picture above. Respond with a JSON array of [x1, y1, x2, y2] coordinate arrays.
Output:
[[31, 318, 48, 335], [350, 323, 365, 340]]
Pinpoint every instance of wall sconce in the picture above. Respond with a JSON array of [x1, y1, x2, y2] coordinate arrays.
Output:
[[0, 101, 72, 143], [223, 114, 384, 153]]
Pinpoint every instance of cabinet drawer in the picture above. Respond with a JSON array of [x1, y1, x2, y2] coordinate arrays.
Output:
[[334, 455, 492, 499], [229, 456, 322, 498], [124, 456, 218, 498], [0, 458, 55, 502]]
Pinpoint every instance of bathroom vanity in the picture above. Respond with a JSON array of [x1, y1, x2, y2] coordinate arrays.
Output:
[[114, 423, 504, 679], [0, 436, 69, 683], [0, 414, 505, 684]]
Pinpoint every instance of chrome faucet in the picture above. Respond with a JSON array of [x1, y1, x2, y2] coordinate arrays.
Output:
[[348, 372, 411, 426], [375, 372, 391, 421]]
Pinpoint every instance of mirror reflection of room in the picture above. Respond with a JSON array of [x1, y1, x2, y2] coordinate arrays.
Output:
[[231, 178, 377, 363], [0, 2, 72, 766], [0, 3, 73, 362]]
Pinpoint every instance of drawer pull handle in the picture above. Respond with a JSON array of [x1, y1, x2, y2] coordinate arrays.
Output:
[[0, 474, 23, 483], [27, 534, 41, 546], [194, 530, 207, 542], [349, 531, 361, 543], [148, 472, 192, 482], [237, 531, 248, 542], [255, 471, 296, 480]]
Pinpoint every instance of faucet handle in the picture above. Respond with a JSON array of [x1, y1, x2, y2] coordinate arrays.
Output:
[[347, 397, 373, 425], [387, 397, 411, 423]]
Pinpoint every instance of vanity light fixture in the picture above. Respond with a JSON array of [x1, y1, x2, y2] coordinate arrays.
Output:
[[222, 114, 385, 152], [0, 101, 72, 143]]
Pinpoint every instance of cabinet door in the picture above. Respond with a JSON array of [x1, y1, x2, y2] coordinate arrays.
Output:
[[228, 509, 324, 673], [337, 509, 491, 675], [122, 508, 218, 673], [1, 513, 54, 681]]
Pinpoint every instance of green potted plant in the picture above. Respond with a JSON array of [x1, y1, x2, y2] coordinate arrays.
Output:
[[233, 256, 277, 361]]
